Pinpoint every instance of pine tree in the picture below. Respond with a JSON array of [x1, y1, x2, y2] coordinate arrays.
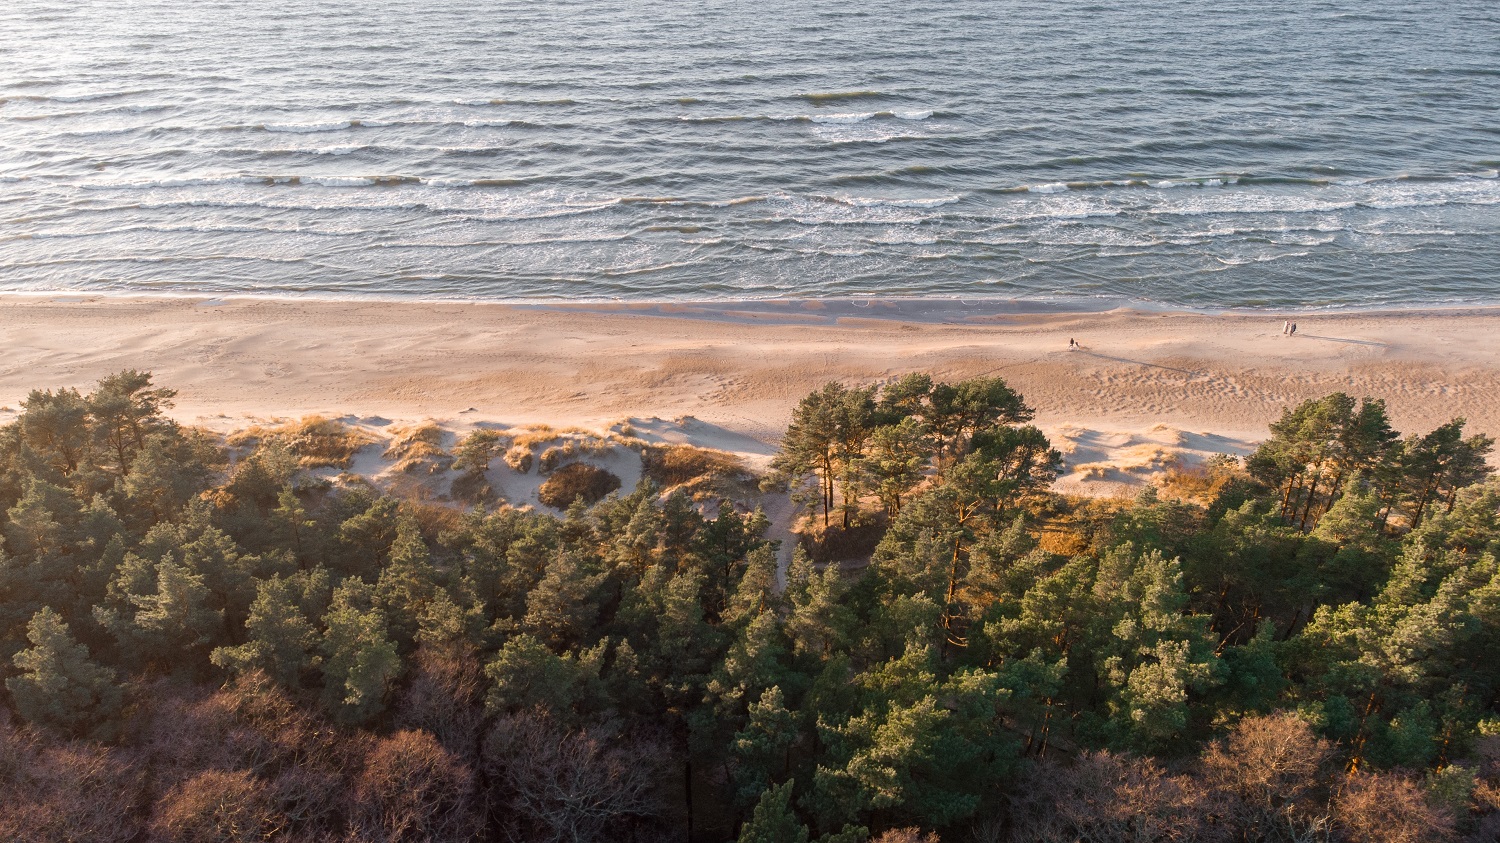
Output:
[[210, 575, 319, 685], [86, 369, 177, 479], [739, 780, 811, 843], [7, 607, 121, 737], [732, 686, 800, 808], [521, 547, 607, 650], [321, 581, 401, 725], [482, 633, 607, 724]]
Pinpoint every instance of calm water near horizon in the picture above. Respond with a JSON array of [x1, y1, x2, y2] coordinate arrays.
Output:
[[2, 0, 1498, 309]]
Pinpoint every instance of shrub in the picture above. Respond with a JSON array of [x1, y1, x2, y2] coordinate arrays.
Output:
[[538, 463, 621, 509], [448, 471, 494, 505], [452, 429, 506, 474], [642, 444, 745, 487]]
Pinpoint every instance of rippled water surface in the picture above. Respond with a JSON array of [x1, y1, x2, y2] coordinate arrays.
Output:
[[2, 0, 1498, 307]]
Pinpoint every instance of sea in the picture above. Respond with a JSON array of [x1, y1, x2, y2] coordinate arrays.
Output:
[[2, 0, 1498, 310]]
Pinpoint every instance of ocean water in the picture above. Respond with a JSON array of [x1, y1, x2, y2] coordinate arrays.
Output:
[[2, 0, 1498, 309]]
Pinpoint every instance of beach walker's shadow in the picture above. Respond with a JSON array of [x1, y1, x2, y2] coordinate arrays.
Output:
[[1074, 350, 1204, 379], [1296, 334, 1388, 347]]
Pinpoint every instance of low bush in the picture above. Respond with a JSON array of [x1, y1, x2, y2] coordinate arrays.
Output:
[[452, 429, 507, 474], [537, 463, 621, 509]]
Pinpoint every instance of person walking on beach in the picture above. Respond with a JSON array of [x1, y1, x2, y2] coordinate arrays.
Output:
[[1282, 320, 1290, 335], [1069, 337, 1076, 349], [1289, 322, 1297, 336]]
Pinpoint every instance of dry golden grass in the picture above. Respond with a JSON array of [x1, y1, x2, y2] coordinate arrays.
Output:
[[1075, 445, 1181, 477], [1037, 524, 1090, 556], [508, 425, 557, 450], [1148, 423, 1188, 446], [1157, 455, 1246, 505], [1073, 462, 1113, 480], [538, 442, 581, 475], [503, 445, 534, 474], [226, 415, 375, 469], [641, 444, 746, 488], [384, 423, 452, 475]]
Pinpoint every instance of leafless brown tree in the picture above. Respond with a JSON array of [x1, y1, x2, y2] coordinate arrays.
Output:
[[350, 728, 479, 843], [873, 828, 941, 843], [482, 710, 664, 843], [1333, 770, 1455, 843], [0, 716, 144, 843], [149, 768, 283, 842], [1006, 750, 1222, 843], [1201, 713, 1332, 841], [393, 643, 486, 762]]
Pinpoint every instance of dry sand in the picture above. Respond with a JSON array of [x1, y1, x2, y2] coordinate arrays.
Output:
[[2, 295, 1498, 496]]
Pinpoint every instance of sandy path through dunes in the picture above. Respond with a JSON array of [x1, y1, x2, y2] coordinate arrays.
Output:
[[2, 296, 1497, 494]]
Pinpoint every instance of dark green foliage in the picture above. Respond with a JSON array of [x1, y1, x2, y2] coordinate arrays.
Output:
[[7, 607, 122, 737], [740, 781, 811, 843], [2, 372, 1498, 840]]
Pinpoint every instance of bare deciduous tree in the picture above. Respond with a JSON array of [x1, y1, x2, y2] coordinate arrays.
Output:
[[483, 711, 663, 843], [1006, 750, 1222, 843], [351, 729, 479, 843], [0, 717, 143, 843], [393, 643, 486, 762], [149, 769, 283, 843], [1334, 770, 1455, 843], [1201, 713, 1332, 841]]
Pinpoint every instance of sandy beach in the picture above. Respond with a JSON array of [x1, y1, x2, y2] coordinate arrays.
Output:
[[2, 295, 1497, 494]]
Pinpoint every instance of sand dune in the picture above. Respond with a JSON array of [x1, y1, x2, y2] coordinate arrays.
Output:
[[2, 295, 1497, 495]]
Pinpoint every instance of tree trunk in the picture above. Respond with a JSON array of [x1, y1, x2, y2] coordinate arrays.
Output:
[[1296, 472, 1321, 531]]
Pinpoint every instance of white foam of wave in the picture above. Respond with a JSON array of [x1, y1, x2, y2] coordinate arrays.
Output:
[[1216, 251, 1311, 266], [744, 193, 935, 227], [838, 194, 964, 209], [6, 90, 145, 104], [809, 110, 934, 124], [868, 230, 941, 246], [681, 110, 934, 125], [1029, 183, 1068, 194], [260, 121, 356, 133], [808, 112, 877, 124], [1149, 178, 1233, 188], [818, 131, 933, 147], [302, 176, 375, 187], [83, 174, 425, 190]]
